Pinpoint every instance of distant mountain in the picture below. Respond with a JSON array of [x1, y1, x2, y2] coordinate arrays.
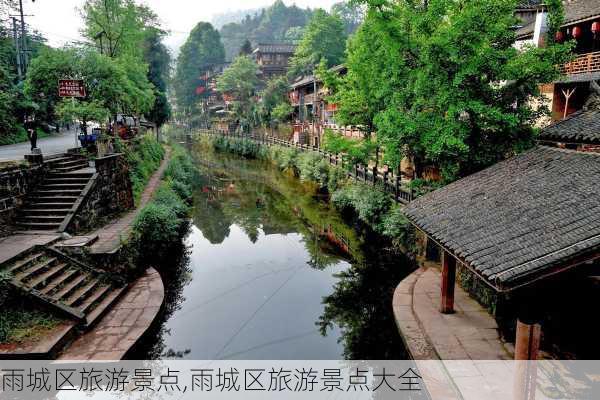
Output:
[[211, 8, 262, 30], [219, 0, 314, 61]]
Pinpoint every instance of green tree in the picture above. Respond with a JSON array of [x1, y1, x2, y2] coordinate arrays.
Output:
[[81, 0, 160, 59], [331, 1, 365, 35], [216, 55, 259, 133], [288, 9, 347, 78], [239, 39, 253, 56], [174, 22, 225, 115], [143, 29, 171, 127], [258, 76, 290, 127], [331, 0, 570, 181]]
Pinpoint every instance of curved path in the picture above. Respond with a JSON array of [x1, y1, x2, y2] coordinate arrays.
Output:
[[59, 268, 164, 360]]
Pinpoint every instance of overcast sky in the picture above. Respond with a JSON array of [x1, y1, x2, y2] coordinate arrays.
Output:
[[26, 0, 339, 52]]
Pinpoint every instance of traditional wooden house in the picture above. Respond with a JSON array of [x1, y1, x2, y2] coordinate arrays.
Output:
[[252, 43, 297, 80], [289, 65, 354, 146], [515, 0, 600, 121], [404, 109, 600, 359]]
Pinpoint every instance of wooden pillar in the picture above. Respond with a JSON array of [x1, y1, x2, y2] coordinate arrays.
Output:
[[440, 251, 456, 314], [515, 319, 541, 360]]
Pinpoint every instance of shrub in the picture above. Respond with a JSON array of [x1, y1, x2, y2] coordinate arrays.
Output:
[[297, 152, 330, 187], [327, 165, 347, 193], [132, 203, 184, 251], [332, 183, 392, 226], [153, 182, 190, 218], [116, 135, 165, 203], [269, 145, 299, 172], [378, 205, 416, 251], [212, 136, 266, 159]]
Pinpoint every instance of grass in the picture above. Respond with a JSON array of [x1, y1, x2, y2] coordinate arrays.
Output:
[[0, 306, 61, 344]]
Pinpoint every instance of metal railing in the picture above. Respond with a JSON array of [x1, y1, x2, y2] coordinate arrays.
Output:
[[198, 129, 416, 205]]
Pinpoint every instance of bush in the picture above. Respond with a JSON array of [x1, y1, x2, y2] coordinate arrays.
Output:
[[332, 183, 392, 226], [269, 145, 298, 172], [297, 152, 330, 187], [116, 135, 165, 203], [378, 205, 416, 251], [212, 136, 267, 159], [132, 203, 183, 245], [153, 182, 190, 218]]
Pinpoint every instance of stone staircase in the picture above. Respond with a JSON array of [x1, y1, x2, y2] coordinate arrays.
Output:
[[2, 247, 126, 328], [16, 154, 94, 232]]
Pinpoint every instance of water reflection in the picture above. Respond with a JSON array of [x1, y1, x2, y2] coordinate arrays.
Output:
[[130, 144, 415, 360]]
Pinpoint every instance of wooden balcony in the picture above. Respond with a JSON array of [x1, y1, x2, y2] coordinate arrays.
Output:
[[561, 51, 600, 76]]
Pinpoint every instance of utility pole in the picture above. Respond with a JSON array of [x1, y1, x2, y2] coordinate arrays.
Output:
[[12, 17, 23, 82], [18, 0, 29, 70]]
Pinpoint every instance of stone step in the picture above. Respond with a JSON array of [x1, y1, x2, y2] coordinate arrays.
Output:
[[40, 183, 87, 191], [34, 189, 83, 196], [26, 263, 69, 289], [20, 209, 70, 216], [45, 178, 90, 185], [52, 159, 88, 168], [8, 252, 44, 272], [52, 274, 89, 301], [39, 269, 80, 295], [14, 257, 58, 281], [16, 222, 60, 231], [29, 196, 79, 203], [78, 285, 111, 313], [51, 165, 89, 173], [63, 278, 100, 307], [17, 216, 65, 224], [47, 172, 94, 179], [23, 202, 74, 210], [85, 286, 127, 328]]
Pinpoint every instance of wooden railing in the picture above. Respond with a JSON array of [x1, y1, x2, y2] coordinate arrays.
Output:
[[561, 51, 600, 75], [198, 129, 416, 205]]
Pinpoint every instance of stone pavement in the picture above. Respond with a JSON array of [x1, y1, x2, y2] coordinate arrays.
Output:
[[90, 149, 171, 254], [59, 268, 164, 360], [393, 266, 513, 361], [0, 234, 60, 265]]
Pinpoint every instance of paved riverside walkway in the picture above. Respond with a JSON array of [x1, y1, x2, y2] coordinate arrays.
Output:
[[393, 265, 513, 361], [59, 268, 164, 360], [90, 149, 171, 254], [393, 265, 521, 400]]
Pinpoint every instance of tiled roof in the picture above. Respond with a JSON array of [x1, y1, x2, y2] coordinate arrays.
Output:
[[516, 0, 544, 9], [538, 108, 600, 144], [253, 43, 297, 55], [563, 0, 600, 26], [516, 19, 536, 39], [404, 146, 600, 291]]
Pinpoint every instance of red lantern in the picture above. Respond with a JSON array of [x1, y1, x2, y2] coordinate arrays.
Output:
[[592, 21, 600, 34], [572, 26, 583, 39], [555, 31, 565, 43]]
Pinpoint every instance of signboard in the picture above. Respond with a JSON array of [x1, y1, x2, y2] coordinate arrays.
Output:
[[58, 79, 86, 98]]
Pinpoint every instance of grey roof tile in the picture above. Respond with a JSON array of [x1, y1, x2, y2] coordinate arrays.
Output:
[[539, 108, 600, 144], [404, 146, 600, 291]]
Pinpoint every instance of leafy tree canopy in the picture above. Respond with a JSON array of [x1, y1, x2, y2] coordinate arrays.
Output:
[[174, 22, 225, 114], [328, 0, 571, 181], [288, 9, 347, 78], [217, 55, 260, 132]]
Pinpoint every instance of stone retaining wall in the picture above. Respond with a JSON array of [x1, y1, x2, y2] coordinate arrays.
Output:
[[0, 164, 45, 236], [67, 154, 134, 234]]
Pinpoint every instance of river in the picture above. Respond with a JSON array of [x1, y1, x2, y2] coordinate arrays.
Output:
[[128, 141, 416, 360]]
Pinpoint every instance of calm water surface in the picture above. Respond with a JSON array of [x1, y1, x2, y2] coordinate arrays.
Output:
[[130, 143, 414, 360]]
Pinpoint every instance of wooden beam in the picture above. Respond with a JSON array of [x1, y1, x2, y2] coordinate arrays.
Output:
[[515, 319, 541, 360], [440, 250, 456, 314]]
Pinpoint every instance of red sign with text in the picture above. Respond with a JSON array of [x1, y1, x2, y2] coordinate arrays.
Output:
[[58, 80, 86, 98]]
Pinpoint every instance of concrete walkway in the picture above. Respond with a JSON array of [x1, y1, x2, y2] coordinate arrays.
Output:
[[0, 130, 77, 162], [90, 149, 171, 254], [59, 268, 164, 360], [393, 266, 513, 361]]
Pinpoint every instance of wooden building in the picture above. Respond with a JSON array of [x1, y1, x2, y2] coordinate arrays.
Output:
[[404, 109, 600, 359], [515, 0, 600, 121], [252, 44, 297, 80]]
